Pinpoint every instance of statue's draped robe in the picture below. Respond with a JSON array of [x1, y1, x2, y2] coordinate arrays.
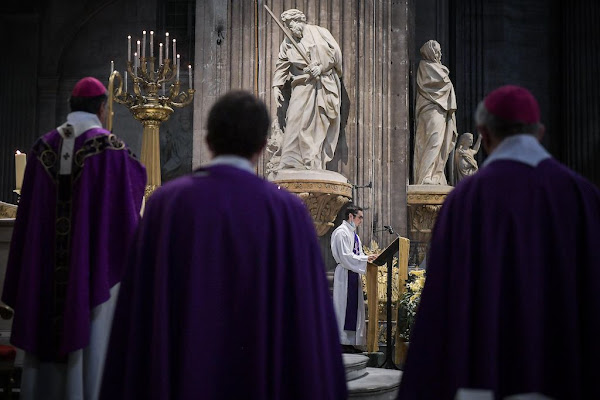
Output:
[[2, 117, 145, 400], [413, 59, 457, 185], [100, 163, 347, 400], [273, 24, 342, 169], [398, 136, 600, 399], [454, 146, 479, 183]]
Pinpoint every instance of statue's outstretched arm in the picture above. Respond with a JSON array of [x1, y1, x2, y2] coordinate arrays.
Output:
[[473, 134, 482, 153]]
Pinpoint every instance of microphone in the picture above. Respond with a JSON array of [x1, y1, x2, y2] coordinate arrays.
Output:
[[383, 225, 394, 235]]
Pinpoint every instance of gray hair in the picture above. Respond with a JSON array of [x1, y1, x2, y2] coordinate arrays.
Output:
[[475, 101, 540, 139], [281, 9, 307, 23]]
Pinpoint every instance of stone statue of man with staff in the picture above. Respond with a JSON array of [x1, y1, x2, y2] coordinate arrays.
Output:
[[267, 6, 343, 171]]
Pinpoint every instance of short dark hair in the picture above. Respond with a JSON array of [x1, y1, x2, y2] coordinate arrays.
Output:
[[206, 91, 270, 158], [69, 94, 108, 114], [344, 205, 363, 220], [475, 101, 541, 139]]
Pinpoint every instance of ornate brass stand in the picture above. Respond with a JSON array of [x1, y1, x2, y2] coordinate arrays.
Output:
[[108, 32, 194, 195]]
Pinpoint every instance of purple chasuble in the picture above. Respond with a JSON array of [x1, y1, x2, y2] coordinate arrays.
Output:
[[99, 165, 347, 400], [344, 233, 361, 331], [397, 158, 600, 400], [2, 128, 146, 361]]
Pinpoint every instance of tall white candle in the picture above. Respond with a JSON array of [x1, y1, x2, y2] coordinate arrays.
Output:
[[125, 71, 128, 92], [134, 52, 138, 76], [188, 65, 192, 89], [142, 31, 146, 59], [127, 35, 131, 62], [150, 30, 154, 57], [110, 60, 114, 75], [165, 32, 169, 59], [15, 151, 26, 191], [176, 54, 180, 81], [136, 40, 141, 62], [172, 39, 177, 63], [159, 43, 163, 65]]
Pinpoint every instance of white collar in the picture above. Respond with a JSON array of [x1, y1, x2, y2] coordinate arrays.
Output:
[[342, 220, 356, 232], [57, 111, 103, 139], [483, 134, 551, 168], [207, 155, 255, 174]]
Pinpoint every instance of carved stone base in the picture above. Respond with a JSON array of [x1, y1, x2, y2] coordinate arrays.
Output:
[[0, 201, 17, 219], [407, 185, 453, 264], [272, 170, 352, 236]]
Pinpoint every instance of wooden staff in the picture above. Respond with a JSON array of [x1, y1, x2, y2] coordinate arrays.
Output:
[[263, 4, 311, 65]]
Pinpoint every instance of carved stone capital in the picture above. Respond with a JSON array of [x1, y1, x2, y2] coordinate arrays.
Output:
[[0, 201, 17, 219], [409, 204, 442, 233], [275, 179, 352, 236], [406, 185, 452, 251]]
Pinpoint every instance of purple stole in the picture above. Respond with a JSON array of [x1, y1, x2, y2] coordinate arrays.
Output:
[[343, 233, 361, 331]]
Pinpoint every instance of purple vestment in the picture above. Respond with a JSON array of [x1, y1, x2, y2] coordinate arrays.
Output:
[[99, 165, 347, 400], [397, 158, 600, 399], [2, 128, 146, 361]]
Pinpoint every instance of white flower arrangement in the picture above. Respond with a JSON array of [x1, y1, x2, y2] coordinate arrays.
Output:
[[397, 269, 426, 341]]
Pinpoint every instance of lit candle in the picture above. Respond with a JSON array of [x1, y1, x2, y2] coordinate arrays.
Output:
[[176, 54, 180, 81], [165, 32, 169, 59], [15, 151, 26, 191], [110, 60, 114, 75], [172, 39, 177, 63], [150, 30, 154, 57], [134, 52, 138, 76], [159, 43, 163, 65], [188, 64, 192, 89], [136, 40, 141, 64], [127, 35, 131, 62], [142, 31, 146, 59]]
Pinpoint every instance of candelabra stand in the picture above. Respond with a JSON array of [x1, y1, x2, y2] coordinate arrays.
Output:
[[108, 34, 194, 197]]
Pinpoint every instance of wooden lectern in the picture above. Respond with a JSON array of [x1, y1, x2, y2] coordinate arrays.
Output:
[[365, 235, 410, 369]]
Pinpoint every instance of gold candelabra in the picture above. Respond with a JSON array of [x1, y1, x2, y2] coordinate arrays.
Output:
[[108, 31, 194, 196]]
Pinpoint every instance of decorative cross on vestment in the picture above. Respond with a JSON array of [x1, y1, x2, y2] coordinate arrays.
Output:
[[344, 233, 361, 331]]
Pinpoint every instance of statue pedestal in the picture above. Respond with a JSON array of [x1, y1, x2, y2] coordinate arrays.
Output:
[[407, 185, 453, 264], [270, 170, 352, 236]]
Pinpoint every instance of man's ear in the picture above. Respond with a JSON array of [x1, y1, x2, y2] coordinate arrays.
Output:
[[478, 126, 492, 154], [98, 101, 107, 125], [535, 124, 546, 142], [249, 139, 267, 166]]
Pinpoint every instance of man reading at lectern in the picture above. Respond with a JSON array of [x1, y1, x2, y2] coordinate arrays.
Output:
[[100, 91, 347, 400], [331, 205, 377, 352]]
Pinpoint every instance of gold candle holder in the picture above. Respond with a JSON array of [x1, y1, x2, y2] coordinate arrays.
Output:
[[108, 32, 194, 196]]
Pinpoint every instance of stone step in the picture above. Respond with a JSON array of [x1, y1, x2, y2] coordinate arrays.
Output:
[[343, 354, 369, 381], [347, 368, 402, 400], [343, 354, 402, 400]]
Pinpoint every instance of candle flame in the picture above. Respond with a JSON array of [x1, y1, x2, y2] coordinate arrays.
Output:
[[127, 35, 131, 39], [143, 30, 146, 34], [137, 40, 140, 44], [150, 30, 154, 34], [159, 43, 163, 47], [173, 39, 176, 43], [16, 150, 21, 155]]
